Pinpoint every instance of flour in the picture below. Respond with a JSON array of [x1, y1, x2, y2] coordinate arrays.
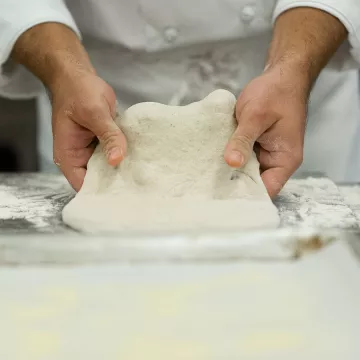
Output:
[[0, 188, 22, 219], [0, 175, 72, 231], [0, 185, 54, 228], [339, 185, 360, 223], [275, 177, 358, 229]]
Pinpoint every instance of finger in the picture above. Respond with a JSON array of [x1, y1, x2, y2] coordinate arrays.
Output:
[[261, 167, 292, 199], [61, 165, 87, 192], [85, 111, 127, 167], [224, 110, 265, 168], [55, 146, 95, 169], [257, 147, 280, 171], [54, 144, 94, 191], [257, 145, 303, 176]]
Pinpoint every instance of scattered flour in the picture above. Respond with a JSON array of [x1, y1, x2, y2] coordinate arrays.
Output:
[[0, 185, 54, 228], [339, 185, 360, 222], [275, 177, 358, 229], [0, 188, 22, 219], [0, 175, 72, 231]]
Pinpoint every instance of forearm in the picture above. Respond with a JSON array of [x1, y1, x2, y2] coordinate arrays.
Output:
[[11, 22, 95, 91], [266, 7, 347, 91]]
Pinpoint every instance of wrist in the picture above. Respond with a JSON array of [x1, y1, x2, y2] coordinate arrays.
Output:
[[264, 54, 314, 98], [46, 49, 96, 94], [12, 22, 96, 91], [265, 7, 348, 96]]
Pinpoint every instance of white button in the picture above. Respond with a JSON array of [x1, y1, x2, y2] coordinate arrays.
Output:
[[241, 5, 256, 23], [164, 27, 178, 43]]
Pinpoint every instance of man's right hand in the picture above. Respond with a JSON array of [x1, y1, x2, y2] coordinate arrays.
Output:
[[12, 23, 126, 191], [50, 72, 126, 191]]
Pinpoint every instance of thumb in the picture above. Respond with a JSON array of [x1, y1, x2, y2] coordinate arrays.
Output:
[[224, 120, 261, 168], [87, 111, 127, 166], [98, 121, 127, 166]]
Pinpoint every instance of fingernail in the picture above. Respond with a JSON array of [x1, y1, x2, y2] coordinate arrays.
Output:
[[108, 148, 123, 165], [228, 151, 244, 167]]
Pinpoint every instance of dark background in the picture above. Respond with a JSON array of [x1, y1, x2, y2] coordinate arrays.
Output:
[[0, 97, 37, 172]]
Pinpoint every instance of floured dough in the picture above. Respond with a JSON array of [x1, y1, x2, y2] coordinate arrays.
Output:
[[62, 90, 279, 233]]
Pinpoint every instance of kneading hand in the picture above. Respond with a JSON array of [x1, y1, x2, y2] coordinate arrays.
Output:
[[12, 23, 126, 191], [224, 64, 308, 198], [51, 72, 126, 191], [224, 6, 348, 198]]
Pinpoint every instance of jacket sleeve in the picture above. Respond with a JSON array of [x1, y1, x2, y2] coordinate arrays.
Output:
[[273, 0, 360, 70], [0, 0, 81, 99]]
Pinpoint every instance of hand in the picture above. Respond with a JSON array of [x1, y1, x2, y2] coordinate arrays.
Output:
[[224, 64, 309, 198], [11, 23, 126, 191], [51, 72, 127, 191]]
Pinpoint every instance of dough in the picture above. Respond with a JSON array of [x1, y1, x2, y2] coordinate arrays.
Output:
[[62, 90, 279, 233]]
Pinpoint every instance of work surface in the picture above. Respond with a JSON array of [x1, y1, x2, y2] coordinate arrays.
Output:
[[0, 173, 359, 233], [1, 173, 360, 263], [1, 174, 360, 359], [0, 238, 360, 360]]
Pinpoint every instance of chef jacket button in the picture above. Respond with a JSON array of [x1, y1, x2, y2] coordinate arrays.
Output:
[[241, 5, 256, 23], [164, 27, 179, 43]]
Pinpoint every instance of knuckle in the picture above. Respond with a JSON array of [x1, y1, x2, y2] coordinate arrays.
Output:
[[231, 133, 253, 149], [241, 102, 268, 119], [98, 129, 121, 148], [81, 103, 104, 121], [250, 107, 268, 119], [53, 148, 84, 167], [65, 148, 81, 160]]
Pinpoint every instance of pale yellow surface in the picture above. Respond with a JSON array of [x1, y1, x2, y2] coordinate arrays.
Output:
[[0, 242, 359, 359]]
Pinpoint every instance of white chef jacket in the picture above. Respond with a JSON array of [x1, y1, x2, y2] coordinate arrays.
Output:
[[1, 0, 360, 182]]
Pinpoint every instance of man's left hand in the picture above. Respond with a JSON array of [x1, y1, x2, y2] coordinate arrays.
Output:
[[224, 63, 309, 198]]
